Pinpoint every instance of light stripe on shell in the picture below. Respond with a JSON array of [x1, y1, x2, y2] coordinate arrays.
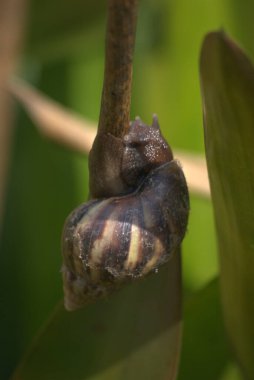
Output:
[[62, 160, 189, 310]]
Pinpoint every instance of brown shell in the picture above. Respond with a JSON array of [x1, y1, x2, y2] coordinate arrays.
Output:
[[62, 160, 189, 310]]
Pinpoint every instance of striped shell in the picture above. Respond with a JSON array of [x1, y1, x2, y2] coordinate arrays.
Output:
[[62, 160, 189, 311]]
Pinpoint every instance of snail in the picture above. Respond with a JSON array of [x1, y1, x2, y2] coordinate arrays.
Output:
[[61, 115, 189, 311]]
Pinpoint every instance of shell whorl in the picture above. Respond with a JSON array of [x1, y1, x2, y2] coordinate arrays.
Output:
[[62, 116, 189, 310]]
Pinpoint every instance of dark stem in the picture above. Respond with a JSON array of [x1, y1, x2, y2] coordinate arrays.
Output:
[[88, 0, 138, 198], [98, 0, 138, 138]]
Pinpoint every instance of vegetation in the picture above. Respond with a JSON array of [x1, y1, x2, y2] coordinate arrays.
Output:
[[1, 1, 254, 379]]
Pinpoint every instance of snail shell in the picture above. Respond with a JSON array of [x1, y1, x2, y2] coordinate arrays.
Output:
[[62, 116, 189, 311]]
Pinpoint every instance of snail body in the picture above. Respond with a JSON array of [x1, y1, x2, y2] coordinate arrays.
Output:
[[62, 116, 189, 311]]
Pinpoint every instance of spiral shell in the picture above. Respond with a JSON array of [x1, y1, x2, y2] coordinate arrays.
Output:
[[61, 116, 189, 310]]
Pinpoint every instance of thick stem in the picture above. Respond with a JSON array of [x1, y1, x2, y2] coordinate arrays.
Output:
[[89, 0, 138, 198], [98, 0, 138, 138]]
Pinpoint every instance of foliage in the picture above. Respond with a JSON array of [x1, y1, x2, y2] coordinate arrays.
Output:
[[1, 0, 254, 379], [201, 31, 254, 379]]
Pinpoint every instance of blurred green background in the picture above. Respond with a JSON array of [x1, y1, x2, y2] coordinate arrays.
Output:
[[1, 0, 253, 378]]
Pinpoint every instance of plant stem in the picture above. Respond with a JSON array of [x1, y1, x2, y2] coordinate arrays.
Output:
[[9, 77, 210, 198], [98, 0, 138, 138], [0, 0, 27, 234]]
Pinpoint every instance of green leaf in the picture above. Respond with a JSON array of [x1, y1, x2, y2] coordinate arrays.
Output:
[[11, 253, 182, 380], [178, 278, 231, 380], [26, 0, 105, 62], [200, 31, 254, 379], [0, 63, 87, 379]]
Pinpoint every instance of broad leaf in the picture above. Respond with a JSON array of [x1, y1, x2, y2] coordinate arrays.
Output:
[[11, 253, 182, 380], [200, 31, 254, 379], [178, 279, 232, 380], [27, 0, 105, 62]]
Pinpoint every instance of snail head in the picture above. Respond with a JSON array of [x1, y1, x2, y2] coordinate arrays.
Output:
[[121, 115, 173, 189]]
